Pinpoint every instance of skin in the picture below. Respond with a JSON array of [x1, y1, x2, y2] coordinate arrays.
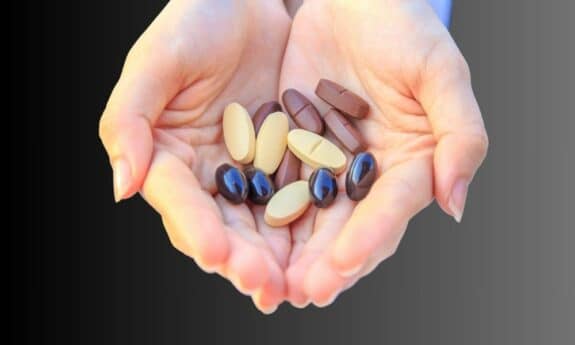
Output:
[[279, 0, 488, 307], [99, 0, 488, 312], [99, 0, 292, 313]]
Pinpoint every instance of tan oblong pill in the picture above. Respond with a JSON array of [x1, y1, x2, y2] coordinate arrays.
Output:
[[254, 112, 289, 174], [287, 129, 347, 174], [223, 103, 256, 164], [264, 180, 311, 227]]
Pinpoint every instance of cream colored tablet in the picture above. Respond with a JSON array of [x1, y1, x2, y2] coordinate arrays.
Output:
[[254, 112, 289, 174], [287, 129, 347, 174], [223, 103, 256, 164], [264, 181, 311, 227]]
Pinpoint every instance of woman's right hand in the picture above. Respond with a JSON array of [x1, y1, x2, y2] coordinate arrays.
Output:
[[98, 0, 292, 314]]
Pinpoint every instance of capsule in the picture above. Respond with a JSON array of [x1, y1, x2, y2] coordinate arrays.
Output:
[[215, 163, 248, 204], [309, 168, 338, 208], [345, 152, 376, 201], [244, 167, 275, 205]]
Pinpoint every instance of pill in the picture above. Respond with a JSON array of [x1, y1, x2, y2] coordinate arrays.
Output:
[[215, 163, 249, 204], [274, 150, 301, 189], [282, 89, 324, 134], [324, 108, 365, 154], [287, 129, 347, 174], [253, 112, 289, 174], [309, 168, 338, 208], [315, 79, 370, 119], [244, 167, 275, 205], [345, 152, 377, 201], [252, 101, 282, 134], [223, 102, 256, 164], [264, 180, 311, 227]]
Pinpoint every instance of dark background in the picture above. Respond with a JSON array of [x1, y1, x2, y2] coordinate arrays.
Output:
[[8, 0, 574, 344]]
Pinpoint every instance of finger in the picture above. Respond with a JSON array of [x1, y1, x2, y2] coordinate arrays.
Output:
[[99, 29, 185, 202], [253, 205, 291, 269], [250, 207, 289, 312], [330, 158, 433, 278], [305, 241, 392, 308], [285, 206, 317, 308], [286, 196, 354, 308], [141, 150, 229, 272], [223, 230, 269, 295], [251, 258, 285, 314], [417, 40, 489, 221], [215, 196, 269, 294], [304, 255, 346, 307], [305, 229, 401, 307]]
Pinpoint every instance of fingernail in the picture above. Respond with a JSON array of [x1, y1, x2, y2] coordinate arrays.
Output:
[[449, 178, 469, 223], [314, 292, 338, 308], [113, 158, 131, 202], [230, 274, 252, 296], [259, 304, 278, 315], [290, 299, 310, 309]]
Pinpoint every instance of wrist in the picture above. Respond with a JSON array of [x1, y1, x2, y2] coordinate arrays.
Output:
[[298, 0, 451, 27]]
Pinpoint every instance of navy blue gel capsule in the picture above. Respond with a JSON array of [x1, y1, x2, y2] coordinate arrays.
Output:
[[309, 168, 338, 208], [345, 152, 376, 201], [215, 163, 248, 204], [244, 167, 275, 205]]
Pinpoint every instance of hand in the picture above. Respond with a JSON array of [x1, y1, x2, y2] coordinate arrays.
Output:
[[279, 0, 488, 307], [99, 0, 291, 313]]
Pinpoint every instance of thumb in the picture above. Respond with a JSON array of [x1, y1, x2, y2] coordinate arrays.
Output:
[[418, 40, 489, 222], [99, 35, 184, 202]]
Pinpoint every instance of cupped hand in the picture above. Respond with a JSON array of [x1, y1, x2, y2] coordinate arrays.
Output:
[[99, 0, 291, 313], [279, 0, 488, 307]]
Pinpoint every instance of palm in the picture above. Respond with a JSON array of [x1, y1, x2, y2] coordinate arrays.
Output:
[[132, 0, 291, 312], [279, 0, 452, 305], [103, 0, 485, 312]]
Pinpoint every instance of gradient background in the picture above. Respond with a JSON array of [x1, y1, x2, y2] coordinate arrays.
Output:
[[8, 0, 574, 344]]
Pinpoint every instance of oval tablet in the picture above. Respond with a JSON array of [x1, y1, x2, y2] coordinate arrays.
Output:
[[282, 89, 324, 134], [245, 167, 275, 205], [309, 168, 338, 208], [253, 112, 289, 174], [223, 103, 256, 164], [324, 108, 365, 154], [287, 129, 347, 174], [274, 150, 301, 189], [315, 79, 370, 119], [346, 152, 377, 201], [252, 101, 282, 134], [264, 180, 311, 227], [215, 163, 249, 204]]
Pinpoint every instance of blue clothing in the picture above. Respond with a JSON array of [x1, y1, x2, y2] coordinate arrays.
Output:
[[428, 0, 452, 27]]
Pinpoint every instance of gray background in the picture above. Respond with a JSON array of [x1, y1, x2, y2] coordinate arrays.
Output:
[[8, 0, 574, 344]]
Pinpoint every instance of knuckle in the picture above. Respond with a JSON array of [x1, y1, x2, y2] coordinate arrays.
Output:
[[124, 38, 145, 68], [471, 131, 490, 161], [162, 218, 191, 256], [167, 233, 189, 256], [425, 39, 471, 85], [98, 113, 116, 145], [451, 53, 471, 82]]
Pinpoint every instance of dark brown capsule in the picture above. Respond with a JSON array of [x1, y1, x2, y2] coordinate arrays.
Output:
[[282, 89, 324, 134], [215, 163, 248, 204], [345, 152, 377, 201], [309, 168, 338, 208], [252, 101, 282, 134], [315, 79, 370, 119], [244, 167, 275, 205], [274, 150, 301, 189], [324, 108, 365, 154]]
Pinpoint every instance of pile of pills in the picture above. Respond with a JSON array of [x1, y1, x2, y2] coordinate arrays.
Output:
[[215, 79, 377, 227]]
